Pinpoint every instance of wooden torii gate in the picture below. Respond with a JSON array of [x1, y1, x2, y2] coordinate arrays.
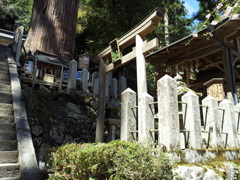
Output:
[[92, 8, 164, 142]]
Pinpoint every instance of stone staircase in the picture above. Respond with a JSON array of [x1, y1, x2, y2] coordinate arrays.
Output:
[[0, 47, 20, 179]]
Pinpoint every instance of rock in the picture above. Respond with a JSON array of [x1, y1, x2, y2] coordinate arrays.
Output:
[[36, 86, 51, 97], [84, 117, 93, 124], [224, 163, 235, 179], [38, 143, 52, 170], [66, 102, 81, 113], [79, 114, 89, 120], [225, 151, 237, 161], [62, 135, 74, 144], [22, 87, 32, 99], [65, 118, 78, 129], [50, 127, 64, 144], [67, 112, 82, 119], [184, 150, 216, 163], [28, 117, 37, 125], [202, 167, 224, 180], [174, 165, 223, 180], [91, 122, 96, 130], [32, 125, 43, 136], [74, 137, 81, 143], [168, 153, 181, 165], [33, 137, 43, 148], [86, 106, 97, 118], [50, 100, 66, 119]]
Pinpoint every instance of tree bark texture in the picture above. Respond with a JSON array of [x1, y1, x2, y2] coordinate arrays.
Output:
[[24, 0, 79, 64]]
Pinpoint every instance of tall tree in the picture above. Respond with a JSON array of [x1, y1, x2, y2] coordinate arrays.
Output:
[[76, 0, 191, 96], [154, 0, 191, 46], [24, 0, 79, 64], [193, 0, 239, 29], [194, 0, 219, 22], [77, 0, 191, 54], [0, 0, 33, 30]]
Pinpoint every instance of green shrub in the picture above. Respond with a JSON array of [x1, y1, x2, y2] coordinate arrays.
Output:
[[48, 140, 173, 180]]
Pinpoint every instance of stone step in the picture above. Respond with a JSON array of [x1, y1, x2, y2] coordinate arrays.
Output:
[[0, 117, 14, 124], [0, 82, 11, 86], [0, 85, 11, 90], [0, 65, 9, 70], [0, 59, 8, 63], [0, 177, 20, 180], [0, 73, 10, 79], [0, 89, 11, 95], [0, 60, 8, 63], [0, 67, 9, 74], [0, 79, 10, 86], [0, 67, 9, 72], [0, 58, 8, 62], [0, 163, 20, 179], [0, 109, 14, 117], [0, 104, 12, 110], [0, 74, 10, 80], [0, 77, 11, 85], [0, 92, 12, 99], [0, 151, 18, 163], [0, 70, 9, 75], [0, 124, 15, 131], [0, 61, 8, 66], [0, 131, 16, 141], [0, 141, 17, 151], [0, 97, 12, 104]]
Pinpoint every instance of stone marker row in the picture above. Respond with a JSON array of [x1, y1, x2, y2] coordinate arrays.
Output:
[[121, 75, 240, 151]]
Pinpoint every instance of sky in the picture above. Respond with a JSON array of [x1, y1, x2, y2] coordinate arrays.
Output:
[[184, 0, 200, 17]]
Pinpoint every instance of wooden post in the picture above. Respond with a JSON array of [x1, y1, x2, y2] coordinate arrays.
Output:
[[32, 59, 38, 89], [95, 59, 106, 142], [136, 35, 147, 96], [15, 26, 24, 65], [59, 66, 63, 91], [222, 46, 237, 104]]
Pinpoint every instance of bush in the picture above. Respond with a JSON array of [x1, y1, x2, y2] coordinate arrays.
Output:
[[48, 140, 173, 180]]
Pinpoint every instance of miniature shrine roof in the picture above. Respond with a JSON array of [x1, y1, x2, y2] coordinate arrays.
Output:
[[146, 18, 240, 90], [34, 50, 67, 68], [146, 18, 240, 70]]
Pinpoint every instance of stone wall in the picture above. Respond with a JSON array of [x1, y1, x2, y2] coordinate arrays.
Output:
[[22, 85, 97, 171]]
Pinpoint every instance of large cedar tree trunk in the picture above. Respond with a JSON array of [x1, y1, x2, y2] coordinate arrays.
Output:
[[24, 0, 79, 64]]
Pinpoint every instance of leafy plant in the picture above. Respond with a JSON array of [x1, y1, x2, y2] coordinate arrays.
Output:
[[48, 140, 173, 180], [0, 0, 33, 30]]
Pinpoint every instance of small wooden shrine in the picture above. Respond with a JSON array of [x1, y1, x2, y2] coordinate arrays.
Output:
[[146, 18, 240, 103], [22, 50, 67, 90]]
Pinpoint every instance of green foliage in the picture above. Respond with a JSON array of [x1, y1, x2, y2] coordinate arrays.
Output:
[[76, 0, 192, 55], [194, 0, 219, 22], [194, 0, 239, 25], [48, 140, 173, 180], [146, 63, 157, 96], [76, 0, 193, 94], [0, 0, 33, 30]]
